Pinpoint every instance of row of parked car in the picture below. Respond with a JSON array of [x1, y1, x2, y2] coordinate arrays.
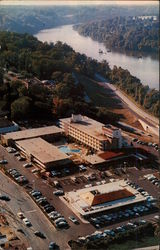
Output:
[[6, 147, 25, 160], [78, 219, 147, 244], [126, 180, 157, 201], [7, 168, 28, 185], [89, 201, 156, 229], [48, 210, 69, 229], [29, 189, 69, 229], [50, 165, 87, 178], [132, 139, 159, 151], [144, 174, 160, 187]]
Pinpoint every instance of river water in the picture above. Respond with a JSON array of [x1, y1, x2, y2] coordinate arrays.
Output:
[[35, 24, 159, 90]]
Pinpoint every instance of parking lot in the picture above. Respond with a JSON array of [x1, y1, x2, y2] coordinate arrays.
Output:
[[0, 144, 95, 249], [0, 143, 159, 249]]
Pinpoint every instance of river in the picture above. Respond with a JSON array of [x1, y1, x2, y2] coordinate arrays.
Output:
[[35, 24, 159, 90]]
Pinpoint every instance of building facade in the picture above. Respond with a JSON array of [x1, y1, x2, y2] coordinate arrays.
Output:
[[60, 114, 122, 152]]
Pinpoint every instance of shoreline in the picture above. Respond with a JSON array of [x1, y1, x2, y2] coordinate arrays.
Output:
[[35, 24, 159, 90]]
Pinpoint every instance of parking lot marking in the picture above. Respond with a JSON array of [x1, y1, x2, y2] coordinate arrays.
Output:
[[26, 209, 37, 213]]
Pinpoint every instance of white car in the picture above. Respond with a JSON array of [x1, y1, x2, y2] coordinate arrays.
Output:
[[23, 218, 32, 227], [7, 147, 16, 153], [31, 168, 39, 173], [23, 162, 32, 168], [17, 212, 25, 219], [79, 165, 87, 171], [69, 216, 79, 224], [17, 156, 25, 161], [84, 184, 92, 188], [154, 215, 159, 220], [55, 217, 65, 224]]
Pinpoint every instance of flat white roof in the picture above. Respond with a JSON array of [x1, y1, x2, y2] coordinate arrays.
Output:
[[60, 116, 108, 141], [16, 137, 69, 164], [3, 125, 62, 141], [84, 154, 105, 165], [65, 180, 146, 216]]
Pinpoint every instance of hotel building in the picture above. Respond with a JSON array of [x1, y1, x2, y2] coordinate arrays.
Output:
[[60, 114, 122, 151]]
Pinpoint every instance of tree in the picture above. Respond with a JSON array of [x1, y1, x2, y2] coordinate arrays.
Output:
[[0, 68, 4, 85], [11, 96, 31, 119]]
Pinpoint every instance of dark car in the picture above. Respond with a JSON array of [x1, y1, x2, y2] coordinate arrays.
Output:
[[39, 200, 49, 206], [0, 195, 10, 201], [49, 242, 59, 250], [45, 206, 55, 213], [32, 191, 42, 197], [34, 231, 46, 239], [0, 159, 8, 164]]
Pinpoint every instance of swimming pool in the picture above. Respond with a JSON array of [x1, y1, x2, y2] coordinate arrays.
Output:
[[58, 145, 80, 154]]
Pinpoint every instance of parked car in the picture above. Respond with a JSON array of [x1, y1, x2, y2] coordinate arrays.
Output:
[[23, 218, 32, 227], [79, 165, 87, 172], [39, 200, 49, 206], [62, 168, 70, 175], [44, 206, 55, 213], [68, 216, 79, 224], [132, 138, 138, 142], [31, 168, 39, 173], [53, 181, 61, 188], [44, 204, 54, 210], [53, 190, 64, 196], [17, 212, 25, 219], [49, 213, 61, 220], [56, 221, 68, 228], [14, 152, 20, 156], [0, 159, 8, 164], [0, 195, 10, 201], [37, 198, 47, 204], [51, 170, 61, 177], [7, 147, 16, 153], [88, 174, 96, 181], [17, 156, 25, 161], [13, 172, 21, 178], [31, 191, 42, 197], [23, 162, 32, 168], [49, 242, 59, 250], [54, 217, 66, 224]]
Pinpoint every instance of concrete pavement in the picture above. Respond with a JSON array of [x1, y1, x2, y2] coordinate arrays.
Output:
[[0, 170, 57, 250]]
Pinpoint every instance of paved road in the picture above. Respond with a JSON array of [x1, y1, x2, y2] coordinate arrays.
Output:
[[0, 170, 57, 250], [95, 74, 159, 135], [108, 83, 158, 127]]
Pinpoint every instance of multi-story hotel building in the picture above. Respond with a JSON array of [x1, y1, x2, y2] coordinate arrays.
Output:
[[60, 114, 122, 152]]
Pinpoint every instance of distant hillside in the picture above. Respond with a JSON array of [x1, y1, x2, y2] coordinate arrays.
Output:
[[0, 7, 66, 34], [0, 5, 158, 34], [75, 16, 159, 53]]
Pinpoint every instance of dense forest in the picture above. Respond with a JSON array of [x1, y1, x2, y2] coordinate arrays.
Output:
[[75, 16, 159, 53], [0, 31, 119, 123], [0, 5, 158, 34], [0, 31, 159, 121], [109, 66, 159, 117]]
